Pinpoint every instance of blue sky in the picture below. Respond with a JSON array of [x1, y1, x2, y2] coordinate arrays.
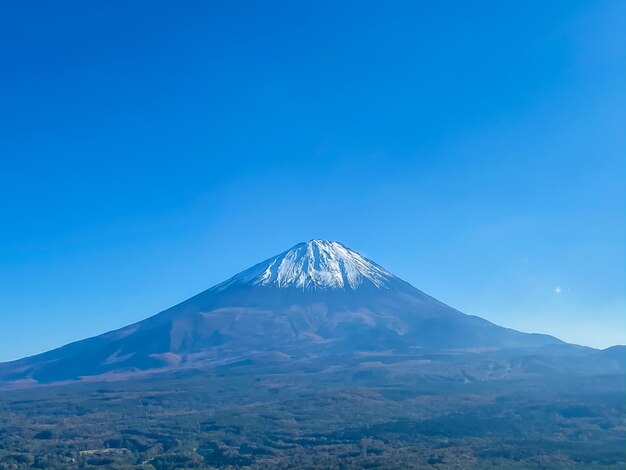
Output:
[[0, 1, 624, 361]]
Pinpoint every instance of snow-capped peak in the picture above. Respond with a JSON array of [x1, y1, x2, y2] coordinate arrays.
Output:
[[215, 239, 396, 291]]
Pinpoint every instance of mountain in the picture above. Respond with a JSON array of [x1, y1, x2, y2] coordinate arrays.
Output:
[[0, 239, 595, 385]]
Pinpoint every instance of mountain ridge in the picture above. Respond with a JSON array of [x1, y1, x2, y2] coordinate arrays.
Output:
[[2, 239, 610, 386], [214, 239, 397, 291]]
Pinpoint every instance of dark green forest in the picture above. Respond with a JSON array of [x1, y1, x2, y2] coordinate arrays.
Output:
[[0, 367, 624, 469]]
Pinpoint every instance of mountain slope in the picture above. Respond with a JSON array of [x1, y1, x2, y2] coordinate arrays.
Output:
[[216, 240, 396, 290], [0, 239, 564, 384]]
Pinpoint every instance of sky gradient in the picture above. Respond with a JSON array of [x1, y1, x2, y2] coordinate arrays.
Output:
[[0, 1, 624, 361]]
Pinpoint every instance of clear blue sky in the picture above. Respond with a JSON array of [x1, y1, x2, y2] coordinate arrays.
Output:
[[0, 1, 624, 361]]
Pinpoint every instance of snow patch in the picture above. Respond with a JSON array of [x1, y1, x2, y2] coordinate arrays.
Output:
[[215, 239, 396, 291]]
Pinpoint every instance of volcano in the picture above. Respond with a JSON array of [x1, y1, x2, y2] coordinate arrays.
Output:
[[0, 239, 572, 384]]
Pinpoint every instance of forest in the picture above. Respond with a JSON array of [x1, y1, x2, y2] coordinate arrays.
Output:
[[0, 366, 624, 469]]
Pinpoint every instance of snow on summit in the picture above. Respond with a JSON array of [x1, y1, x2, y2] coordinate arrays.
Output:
[[216, 239, 396, 291]]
